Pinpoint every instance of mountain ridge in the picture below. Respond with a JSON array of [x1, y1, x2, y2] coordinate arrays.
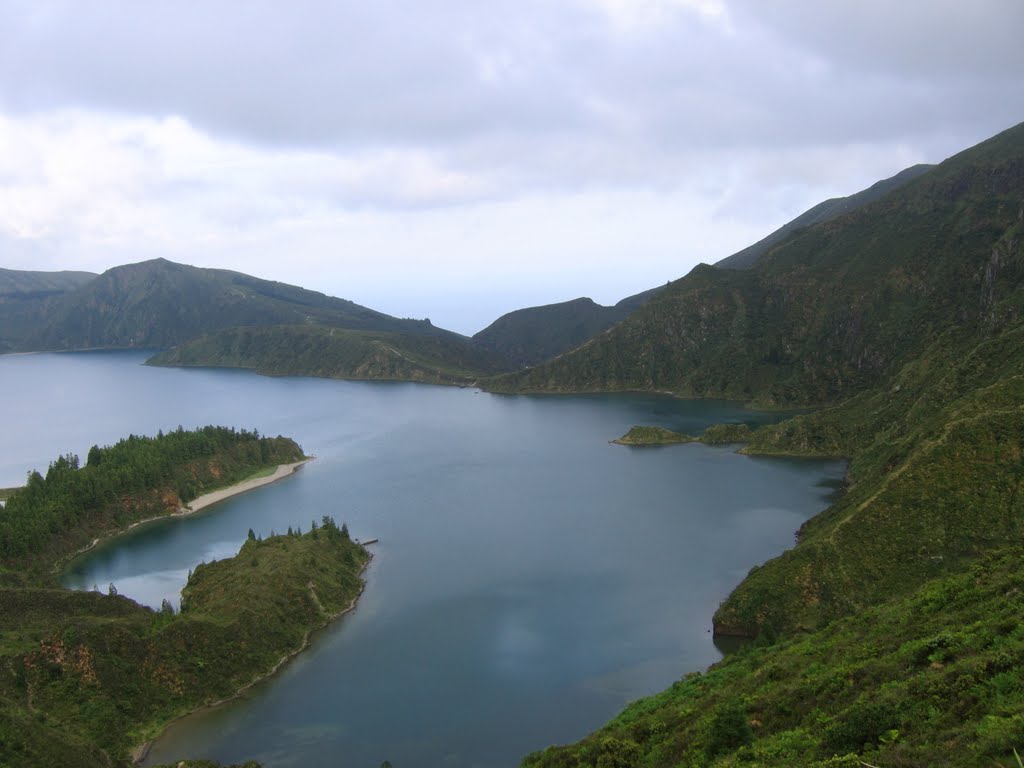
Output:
[[715, 163, 936, 270], [471, 287, 665, 368], [513, 118, 1024, 768]]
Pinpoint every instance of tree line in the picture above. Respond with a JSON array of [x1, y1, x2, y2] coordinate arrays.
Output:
[[0, 425, 304, 564]]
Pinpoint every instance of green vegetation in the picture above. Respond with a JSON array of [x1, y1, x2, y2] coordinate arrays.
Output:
[[0, 426, 304, 577], [0, 520, 367, 768], [0, 268, 96, 295], [487, 121, 1024, 637], [147, 323, 510, 384], [150, 762, 260, 768], [0, 268, 97, 353], [472, 289, 663, 369], [714, 163, 933, 270], [1, 257, 463, 355], [0, 487, 18, 502], [487, 122, 1024, 406], [714, 322, 1024, 637], [515, 122, 1024, 764], [612, 426, 695, 445], [522, 547, 1024, 768], [0, 428, 367, 768], [612, 423, 756, 446], [699, 423, 753, 445]]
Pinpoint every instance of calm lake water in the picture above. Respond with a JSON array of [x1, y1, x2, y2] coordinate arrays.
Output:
[[0, 351, 845, 768]]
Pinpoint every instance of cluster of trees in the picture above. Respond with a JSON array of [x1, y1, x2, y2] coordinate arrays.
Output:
[[0, 426, 304, 563], [248, 515, 350, 544]]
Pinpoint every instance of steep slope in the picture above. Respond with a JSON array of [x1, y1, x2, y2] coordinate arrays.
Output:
[[472, 164, 932, 371], [715, 163, 934, 270], [472, 287, 664, 368], [489, 120, 1024, 637], [18, 258, 446, 351], [488, 123, 1024, 407], [148, 324, 509, 384], [516, 120, 1024, 768]]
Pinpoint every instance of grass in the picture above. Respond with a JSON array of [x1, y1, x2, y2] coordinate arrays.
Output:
[[239, 465, 280, 482]]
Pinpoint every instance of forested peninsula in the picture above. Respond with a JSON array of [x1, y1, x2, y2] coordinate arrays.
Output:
[[0, 428, 370, 768]]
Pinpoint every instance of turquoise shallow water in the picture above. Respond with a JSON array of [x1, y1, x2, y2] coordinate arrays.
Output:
[[0, 351, 845, 768]]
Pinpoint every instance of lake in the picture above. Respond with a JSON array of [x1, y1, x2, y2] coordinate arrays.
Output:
[[0, 351, 846, 768]]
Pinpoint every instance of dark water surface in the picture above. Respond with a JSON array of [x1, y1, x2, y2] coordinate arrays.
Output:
[[0, 351, 845, 768]]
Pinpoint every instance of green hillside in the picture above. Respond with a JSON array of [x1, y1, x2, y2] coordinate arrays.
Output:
[[9, 258, 450, 352], [0, 268, 96, 353], [1, 257, 515, 384], [516, 121, 1024, 767], [714, 163, 934, 270], [148, 323, 509, 384], [0, 268, 96, 295], [487, 121, 1024, 631], [472, 288, 664, 369], [0, 429, 368, 768], [523, 546, 1024, 768], [488, 122, 1024, 407], [0, 426, 305, 577]]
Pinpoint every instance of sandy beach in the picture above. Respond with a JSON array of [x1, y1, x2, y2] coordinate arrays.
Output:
[[182, 458, 311, 513], [57, 458, 313, 573]]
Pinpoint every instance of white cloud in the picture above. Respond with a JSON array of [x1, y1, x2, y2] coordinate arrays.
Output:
[[0, 1, 1021, 332]]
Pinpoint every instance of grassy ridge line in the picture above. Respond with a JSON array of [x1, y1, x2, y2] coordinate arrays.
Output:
[[0, 520, 369, 768], [485, 122, 1024, 407]]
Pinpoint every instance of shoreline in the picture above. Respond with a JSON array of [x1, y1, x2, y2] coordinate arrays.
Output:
[[183, 458, 312, 514], [58, 458, 313, 573], [131, 548, 374, 766]]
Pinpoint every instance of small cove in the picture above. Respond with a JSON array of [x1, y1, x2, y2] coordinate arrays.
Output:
[[0, 351, 846, 768]]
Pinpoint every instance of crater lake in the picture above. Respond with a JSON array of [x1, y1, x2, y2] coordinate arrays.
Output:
[[0, 351, 846, 768]]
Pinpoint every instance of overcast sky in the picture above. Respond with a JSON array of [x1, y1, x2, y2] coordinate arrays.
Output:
[[1, 0, 1022, 334]]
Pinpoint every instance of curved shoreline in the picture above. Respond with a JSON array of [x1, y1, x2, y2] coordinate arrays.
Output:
[[58, 458, 313, 574], [131, 548, 374, 766], [183, 458, 312, 514]]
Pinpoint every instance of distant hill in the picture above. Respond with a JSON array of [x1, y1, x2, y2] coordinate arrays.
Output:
[[487, 119, 1024, 630], [471, 165, 932, 370], [471, 287, 664, 368], [148, 325, 509, 384], [715, 163, 935, 270], [0, 268, 96, 295], [16, 258, 452, 351], [484, 131, 1016, 407], [511, 119, 1024, 768], [0, 268, 97, 353], [2, 258, 515, 382]]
